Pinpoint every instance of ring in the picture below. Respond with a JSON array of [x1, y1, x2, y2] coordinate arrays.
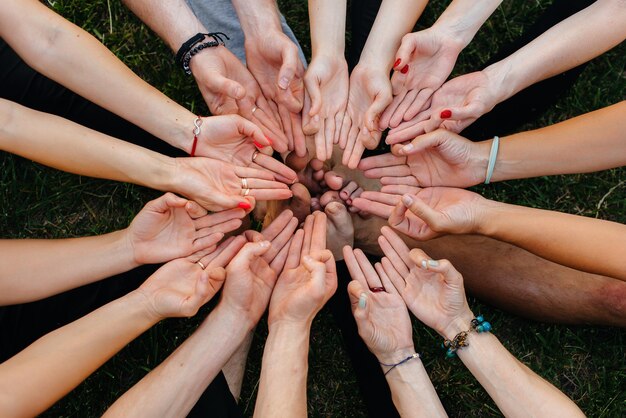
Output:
[[241, 188, 250, 196], [251, 106, 257, 114], [197, 261, 206, 270], [369, 287, 385, 293], [252, 150, 259, 162], [241, 177, 248, 189]]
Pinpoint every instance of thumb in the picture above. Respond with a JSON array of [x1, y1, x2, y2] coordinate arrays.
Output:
[[347, 280, 369, 321], [388, 199, 408, 228], [236, 240, 272, 266], [302, 89, 321, 136], [233, 115, 270, 147], [365, 91, 392, 132], [204, 72, 246, 101], [185, 200, 208, 219], [401, 194, 444, 231], [303, 73, 323, 118], [148, 192, 188, 213], [278, 45, 299, 90], [394, 33, 418, 71], [395, 130, 447, 156]]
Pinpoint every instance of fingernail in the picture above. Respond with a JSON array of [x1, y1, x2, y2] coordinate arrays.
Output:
[[393, 58, 401, 68], [253, 140, 265, 148], [238, 202, 252, 210], [279, 77, 290, 89], [402, 195, 413, 206], [400, 65, 409, 74], [260, 240, 271, 248], [265, 136, 274, 146], [402, 143, 414, 153], [358, 293, 367, 309], [440, 109, 452, 119], [428, 259, 439, 267]]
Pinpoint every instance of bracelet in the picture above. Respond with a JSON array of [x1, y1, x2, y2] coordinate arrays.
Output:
[[379, 352, 420, 376], [484, 135, 499, 184], [176, 32, 229, 75], [442, 316, 492, 358], [189, 116, 202, 157]]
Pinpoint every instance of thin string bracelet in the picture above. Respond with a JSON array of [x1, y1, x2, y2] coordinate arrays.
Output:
[[484, 135, 499, 184], [189, 116, 202, 157], [379, 352, 420, 376]]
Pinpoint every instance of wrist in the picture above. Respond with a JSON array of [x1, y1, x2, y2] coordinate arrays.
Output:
[[483, 60, 516, 105], [474, 198, 507, 236], [213, 302, 258, 335], [376, 346, 417, 366], [439, 310, 475, 341], [233, 1, 282, 37], [268, 317, 313, 334], [428, 23, 467, 54], [125, 288, 165, 326]]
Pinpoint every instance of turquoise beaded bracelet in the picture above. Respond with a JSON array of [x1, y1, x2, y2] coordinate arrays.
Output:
[[442, 316, 492, 358]]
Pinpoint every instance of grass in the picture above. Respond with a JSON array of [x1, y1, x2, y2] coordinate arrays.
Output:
[[0, 0, 624, 416]]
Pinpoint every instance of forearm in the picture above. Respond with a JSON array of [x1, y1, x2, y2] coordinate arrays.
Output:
[[489, 101, 626, 181], [0, 291, 156, 417], [104, 305, 252, 418], [485, 0, 626, 103], [432, 0, 502, 48], [476, 200, 626, 281], [0, 99, 175, 191], [0, 0, 196, 151], [232, 0, 283, 36], [254, 322, 311, 418], [449, 327, 584, 417], [0, 230, 138, 305], [309, 0, 347, 56], [380, 348, 447, 417], [359, 0, 428, 71], [122, 0, 207, 51]]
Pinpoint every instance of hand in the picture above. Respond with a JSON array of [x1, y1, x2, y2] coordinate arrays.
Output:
[[127, 193, 245, 264], [189, 45, 289, 148], [172, 156, 292, 211], [387, 70, 499, 143], [377, 226, 473, 339], [340, 64, 392, 169], [194, 115, 297, 184], [245, 30, 306, 153], [136, 257, 226, 321], [359, 129, 487, 188], [269, 211, 336, 325], [303, 54, 349, 161], [220, 240, 279, 327], [380, 28, 463, 129], [388, 188, 488, 240], [343, 246, 414, 361]]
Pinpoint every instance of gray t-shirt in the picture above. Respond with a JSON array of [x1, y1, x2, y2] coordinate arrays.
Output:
[[185, 0, 306, 64]]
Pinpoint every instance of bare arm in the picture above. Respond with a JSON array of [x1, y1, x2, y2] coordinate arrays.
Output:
[[0, 0, 197, 152]]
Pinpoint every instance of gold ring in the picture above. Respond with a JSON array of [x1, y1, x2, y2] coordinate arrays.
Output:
[[241, 177, 248, 189], [243, 188, 250, 196], [197, 261, 206, 270], [252, 150, 259, 162]]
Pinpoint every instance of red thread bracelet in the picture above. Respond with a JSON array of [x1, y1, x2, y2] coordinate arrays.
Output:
[[190, 116, 202, 157]]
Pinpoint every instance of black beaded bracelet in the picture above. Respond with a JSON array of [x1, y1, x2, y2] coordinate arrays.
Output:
[[176, 32, 229, 75]]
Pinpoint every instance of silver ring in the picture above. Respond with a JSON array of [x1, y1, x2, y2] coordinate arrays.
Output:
[[252, 150, 259, 162], [241, 177, 248, 189], [196, 261, 206, 270], [242, 188, 250, 196], [251, 106, 257, 114]]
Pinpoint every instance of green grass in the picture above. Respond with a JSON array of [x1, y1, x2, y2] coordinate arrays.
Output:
[[1, 0, 625, 416]]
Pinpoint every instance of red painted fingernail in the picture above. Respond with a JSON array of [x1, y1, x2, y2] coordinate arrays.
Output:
[[238, 202, 252, 210], [265, 136, 274, 146], [440, 109, 452, 119], [253, 140, 265, 148], [400, 65, 409, 74], [393, 58, 401, 68]]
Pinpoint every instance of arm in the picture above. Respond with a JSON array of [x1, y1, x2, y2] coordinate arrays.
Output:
[[303, 0, 349, 161], [0, 0, 198, 152], [378, 227, 584, 417], [0, 257, 223, 417]]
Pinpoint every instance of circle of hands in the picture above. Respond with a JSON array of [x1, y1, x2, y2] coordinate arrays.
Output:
[[130, 26, 504, 355]]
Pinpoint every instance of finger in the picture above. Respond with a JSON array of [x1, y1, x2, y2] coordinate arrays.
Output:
[[201, 234, 247, 269], [195, 218, 242, 237], [377, 236, 410, 277], [314, 118, 327, 161], [354, 248, 383, 289], [380, 226, 413, 270], [386, 118, 429, 145], [333, 112, 344, 144], [404, 88, 434, 121], [302, 253, 327, 282], [148, 192, 188, 212], [347, 280, 367, 314], [248, 188, 293, 201], [244, 230, 264, 242], [263, 217, 299, 263], [301, 214, 315, 256], [388, 199, 408, 231], [194, 208, 245, 230], [374, 262, 399, 295], [347, 132, 367, 169], [351, 197, 393, 219], [303, 72, 322, 117], [338, 113, 352, 149], [389, 89, 419, 128], [342, 246, 368, 288], [360, 191, 402, 207], [380, 256, 407, 294], [289, 111, 307, 158], [411, 253, 463, 287], [364, 165, 412, 179], [401, 194, 445, 231], [380, 184, 421, 196], [365, 91, 392, 133], [278, 104, 295, 152], [380, 89, 406, 130], [323, 171, 346, 191], [319, 190, 342, 208], [204, 73, 246, 101], [394, 35, 417, 71], [269, 233, 293, 274], [284, 228, 305, 270], [262, 209, 295, 241], [324, 116, 335, 161], [310, 211, 327, 253], [192, 232, 224, 252], [340, 181, 359, 201], [184, 200, 207, 219], [380, 176, 420, 186], [358, 153, 406, 171], [235, 166, 276, 181], [341, 123, 358, 166]]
